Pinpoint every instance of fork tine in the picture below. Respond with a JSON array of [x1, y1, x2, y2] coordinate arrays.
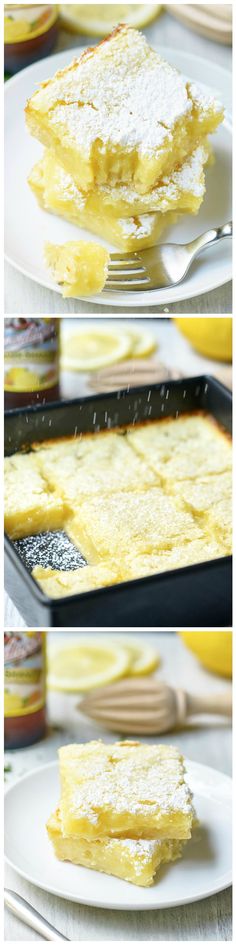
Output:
[[104, 279, 150, 292], [108, 262, 145, 273], [106, 272, 149, 285], [109, 251, 142, 263]]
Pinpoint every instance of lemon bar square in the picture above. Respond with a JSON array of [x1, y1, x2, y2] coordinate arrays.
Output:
[[128, 415, 232, 483], [34, 431, 156, 502], [32, 534, 225, 598], [25, 25, 223, 194], [128, 414, 231, 458], [29, 141, 210, 220], [4, 452, 66, 540], [173, 471, 232, 511], [32, 534, 224, 597], [28, 141, 210, 251], [66, 488, 202, 562], [155, 444, 232, 486], [47, 808, 183, 886], [119, 537, 225, 582], [173, 473, 232, 552], [203, 496, 232, 554], [29, 155, 180, 253], [59, 741, 193, 840], [32, 562, 120, 598]]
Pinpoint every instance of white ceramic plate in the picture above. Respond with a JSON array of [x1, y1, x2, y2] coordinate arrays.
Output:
[[5, 47, 232, 308], [5, 758, 232, 910]]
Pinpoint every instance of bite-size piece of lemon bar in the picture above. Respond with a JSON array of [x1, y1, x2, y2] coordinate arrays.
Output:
[[47, 808, 184, 886], [25, 25, 223, 194], [44, 240, 109, 296], [58, 741, 194, 840]]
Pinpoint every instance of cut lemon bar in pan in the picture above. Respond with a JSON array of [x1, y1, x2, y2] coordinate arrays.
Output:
[[25, 25, 223, 193], [32, 534, 225, 599], [32, 562, 121, 597], [172, 471, 232, 511], [172, 473, 232, 551], [154, 445, 232, 484], [35, 430, 156, 502], [44, 240, 109, 297], [47, 808, 183, 886], [202, 497, 232, 554], [4, 452, 66, 539], [119, 537, 226, 582], [29, 139, 210, 223], [128, 415, 232, 482], [66, 489, 202, 562], [128, 414, 231, 457], [58, 741, 193, 840]]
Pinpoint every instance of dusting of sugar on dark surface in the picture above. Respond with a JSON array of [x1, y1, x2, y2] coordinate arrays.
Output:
[[14, 531, 87, 571]]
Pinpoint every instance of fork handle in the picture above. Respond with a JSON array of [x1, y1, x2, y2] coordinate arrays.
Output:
[[4, 889, 69, 941], [186, 221, 232, 259]]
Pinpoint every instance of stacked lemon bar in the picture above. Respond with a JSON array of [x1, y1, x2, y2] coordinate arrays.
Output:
[[25, 25, 223, 292], [47, 741, 194, 886]]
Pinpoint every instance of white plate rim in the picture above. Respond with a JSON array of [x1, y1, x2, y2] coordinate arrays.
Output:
[[4, 45, 232, 308], [4, 757, 232, 911]]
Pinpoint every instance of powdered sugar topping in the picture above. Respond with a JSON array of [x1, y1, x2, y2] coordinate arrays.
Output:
[[32, 26, 194, 154], [60, 741, 193, 824]]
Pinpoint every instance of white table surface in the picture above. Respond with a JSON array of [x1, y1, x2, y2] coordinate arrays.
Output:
[[4, 316, 232, 628], [4, 8, 232, 315], [4, 630, 232, 941]]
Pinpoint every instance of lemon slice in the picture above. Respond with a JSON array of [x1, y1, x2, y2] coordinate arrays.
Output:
[[47, 641, 131, 691], [60, 328, 132, 372], [60, 5, 161, 36], [124, 641, 160, 676], [127, 327, 157, 359]]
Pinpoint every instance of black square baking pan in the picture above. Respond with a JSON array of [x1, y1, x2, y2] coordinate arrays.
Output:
[[4, 374, 232, 628]]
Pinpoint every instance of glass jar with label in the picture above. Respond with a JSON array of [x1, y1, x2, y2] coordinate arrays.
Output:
[[4, 4, 59, 74], [4, 631, 47, 749], [4, 317, 60, 409]]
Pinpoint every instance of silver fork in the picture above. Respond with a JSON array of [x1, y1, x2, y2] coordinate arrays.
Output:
[[104, 221, 232, 292]]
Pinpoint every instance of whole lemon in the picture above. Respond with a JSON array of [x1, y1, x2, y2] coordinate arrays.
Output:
[[179, 631, 232, 678], [174, 318, 232, 362]]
